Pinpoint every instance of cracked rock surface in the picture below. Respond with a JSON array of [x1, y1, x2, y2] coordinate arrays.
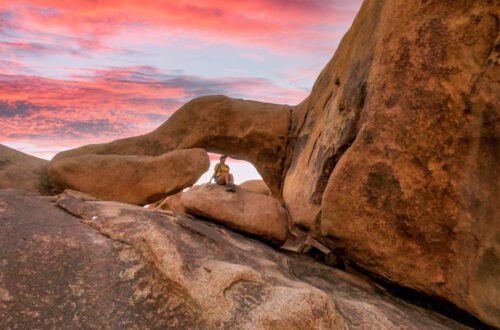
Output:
[[282, 1, 500, 326], [0, 189, 471, 329]]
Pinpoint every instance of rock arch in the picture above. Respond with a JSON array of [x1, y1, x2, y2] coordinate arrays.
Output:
[[52, 95, 292, 198]]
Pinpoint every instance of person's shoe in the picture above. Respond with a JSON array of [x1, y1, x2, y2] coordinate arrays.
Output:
[[226, 183, 236, 192]]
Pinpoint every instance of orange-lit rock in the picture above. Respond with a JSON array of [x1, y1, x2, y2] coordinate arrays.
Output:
[[49, 148, 209, 205], [0, 144, 49, 194], [282, 1, 499, 326]]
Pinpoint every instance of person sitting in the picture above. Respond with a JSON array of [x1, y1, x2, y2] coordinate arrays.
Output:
[[209, 155, 235, 191]]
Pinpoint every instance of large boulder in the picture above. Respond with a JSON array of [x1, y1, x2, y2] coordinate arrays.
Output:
[[52, 96, 291, 198], [160, 184, 288, 245], [239, 179, 272, 196], [0, 189, 474, 329], [48, 148, 209, 205], [282, 0, 499, 327], [0, 144, 49, 194]]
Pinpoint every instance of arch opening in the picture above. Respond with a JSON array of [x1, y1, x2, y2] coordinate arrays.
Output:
[[196, 153, 263, 186]]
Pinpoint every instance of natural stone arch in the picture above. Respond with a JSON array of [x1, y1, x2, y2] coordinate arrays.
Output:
[[52, 95, 292, 198]]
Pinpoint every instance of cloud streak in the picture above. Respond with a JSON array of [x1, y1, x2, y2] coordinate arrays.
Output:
[[0, 0, 361, 56], [0, 66, 307, 146], [0, 1, 362, 160]]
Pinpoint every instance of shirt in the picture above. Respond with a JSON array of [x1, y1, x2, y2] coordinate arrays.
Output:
[[214, 163, 229, 177]]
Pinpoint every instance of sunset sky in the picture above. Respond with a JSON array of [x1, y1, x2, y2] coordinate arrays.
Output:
[[0, 0, 362, 180]]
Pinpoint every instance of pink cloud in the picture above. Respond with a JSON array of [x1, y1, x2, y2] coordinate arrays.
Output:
[[0, 66, 307, 154], [0, 0, 362, 54], [0, 59, 32, 75], [0, 1, 362, 160]]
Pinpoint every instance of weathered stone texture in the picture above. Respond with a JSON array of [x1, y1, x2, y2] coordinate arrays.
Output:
[[0, 189, 472, 329], [0, 144, 49, 194], [159, 183, 288, 245], [281, 1, 499, 326], [48, 148, 209, 205], [52, 96, 291, 198]]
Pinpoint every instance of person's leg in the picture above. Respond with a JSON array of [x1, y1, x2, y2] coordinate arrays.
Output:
[[226, 173, 235, 191], [217, 175, 227, 185]]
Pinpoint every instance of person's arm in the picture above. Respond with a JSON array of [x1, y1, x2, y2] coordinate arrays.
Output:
[[209, 164, 218, 183]]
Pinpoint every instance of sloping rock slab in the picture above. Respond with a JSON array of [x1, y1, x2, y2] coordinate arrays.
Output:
[[0, 189, 472, 329], [0, 144, 49, 194], [0, 190, 200, 329], [48, 148, 209, 205]]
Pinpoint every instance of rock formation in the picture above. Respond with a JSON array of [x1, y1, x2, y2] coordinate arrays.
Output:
[[0, 189, 472, 329], [239, 179, 272, 196], [0, 144, 49, 194], [48, 148, 209, 205], [281, 1, 499, 327], [8, 0, 497, 327], [158, 183, 288, 245], [51, 96, 291, 198]]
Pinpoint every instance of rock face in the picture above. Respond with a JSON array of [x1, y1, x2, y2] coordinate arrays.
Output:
[[0, 144, 49, 194], [48, 148, 209, 205], [52, 96, 291, 198], [281, 1, 500, 327], [239, 179, 272, 196], [0, 189, 472, 329], [37, 0, 499, 326], [159, 184, 288, 245]]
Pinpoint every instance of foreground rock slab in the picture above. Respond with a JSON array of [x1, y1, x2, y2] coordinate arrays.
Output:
[[160, 183, 288, 245], [48, 148, 209, 205], [0, 189, 473, 329], [0, 144, 49, 194]]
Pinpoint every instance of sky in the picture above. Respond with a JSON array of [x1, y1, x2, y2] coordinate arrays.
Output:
[[0, 0, 362, 182]]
